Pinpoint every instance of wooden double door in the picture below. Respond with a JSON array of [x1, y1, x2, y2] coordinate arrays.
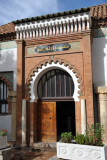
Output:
[[37, 102, 56, 142]]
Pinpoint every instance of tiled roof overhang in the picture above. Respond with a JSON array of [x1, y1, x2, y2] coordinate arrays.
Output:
[[0, 22, 15, 35], [13, 7, 90, 24], [91, 3, 107, 20]]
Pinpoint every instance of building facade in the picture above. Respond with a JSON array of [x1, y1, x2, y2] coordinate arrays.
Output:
[[0, 3, 107, 145]]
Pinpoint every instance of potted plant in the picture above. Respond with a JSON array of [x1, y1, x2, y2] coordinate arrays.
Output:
[[0, 129, 7, 149], [57, 123, 107, 160]]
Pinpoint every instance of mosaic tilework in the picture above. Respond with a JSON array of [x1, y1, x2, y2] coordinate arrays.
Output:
[[27, 47, 36, 55], [0, 41, 17, 50], [0, 72, 13, 90], [27, 41, 80, 55], [70, 41, 80, 50], [92, 28, 107, 38]]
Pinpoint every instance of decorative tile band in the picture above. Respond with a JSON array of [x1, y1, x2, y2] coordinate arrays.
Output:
[[0, 41, 17, 50], [92, 27, 107, 38], [0, 72, 13, 90], [27, 41, 80, 55]]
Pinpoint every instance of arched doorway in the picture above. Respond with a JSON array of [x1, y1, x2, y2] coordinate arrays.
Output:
[[37, 69, 76, 142]]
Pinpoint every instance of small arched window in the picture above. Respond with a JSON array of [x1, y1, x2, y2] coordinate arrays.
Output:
[[0, 80, 8, 114], [37, 69, 74, 100]]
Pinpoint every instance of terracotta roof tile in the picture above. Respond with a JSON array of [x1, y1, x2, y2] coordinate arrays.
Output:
[[13, 7, 90, 24], [0, 22, 15, 34], [91, 3, 107, 19]]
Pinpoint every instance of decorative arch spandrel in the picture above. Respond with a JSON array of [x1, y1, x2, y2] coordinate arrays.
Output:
[[26, 58, 83, 102]]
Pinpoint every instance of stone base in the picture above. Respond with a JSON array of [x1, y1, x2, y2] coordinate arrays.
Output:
[[0, 148, 13, 160], [0, 136, 7, 149], [57, 142, 107, 160]]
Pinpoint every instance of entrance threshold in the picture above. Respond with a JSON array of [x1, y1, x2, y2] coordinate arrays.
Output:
[[33, 142, 56, 148]]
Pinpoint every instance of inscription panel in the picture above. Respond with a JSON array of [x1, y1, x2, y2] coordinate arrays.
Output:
[[27, 41, 80, 55]]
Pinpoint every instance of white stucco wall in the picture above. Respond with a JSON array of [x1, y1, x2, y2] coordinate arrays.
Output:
[[92, 33, 107, 87], [0, 41, 17, 140], [0, 116, 11, 140], [0, 41, 17, 91]]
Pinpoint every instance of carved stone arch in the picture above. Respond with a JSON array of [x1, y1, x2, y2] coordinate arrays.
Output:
[[0, 75, 12, 91], [26, 58, 83, 102], [0, 75, 13, 103]]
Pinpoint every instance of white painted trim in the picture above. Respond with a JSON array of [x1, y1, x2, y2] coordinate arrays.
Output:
[[29, 62, 80, 102], [15, 12, 90, 39]]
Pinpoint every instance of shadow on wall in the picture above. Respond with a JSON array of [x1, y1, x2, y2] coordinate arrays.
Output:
[[92, 28, 107, 87], [92, 28, 107, 124]]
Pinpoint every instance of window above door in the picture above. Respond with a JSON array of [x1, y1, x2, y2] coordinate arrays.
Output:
[[37, 69, 74, 101]]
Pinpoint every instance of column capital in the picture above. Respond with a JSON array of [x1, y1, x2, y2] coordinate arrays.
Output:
[[15, 39, 24, 44], [8, 91, 16, 102], [9, 91, 16, 97], [95, 86, 107, 94]]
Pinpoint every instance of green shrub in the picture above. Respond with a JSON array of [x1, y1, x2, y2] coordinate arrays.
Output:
[[86, 123, 104, 146], [75, 123, 104, 146], [60, 123, 104, 146], [61, 132, 73, 143], [74, 134, 85, 144]]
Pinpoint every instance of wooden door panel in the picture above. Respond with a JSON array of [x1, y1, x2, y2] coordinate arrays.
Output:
[[37, 102, 56, 142]]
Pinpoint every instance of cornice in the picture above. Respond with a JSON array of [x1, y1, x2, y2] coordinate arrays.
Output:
[[0, 32, 16, 42], [25, 32, 83, 46], [92, 18, 107, 28], [15, 39, 24, 44], [95, 87, 107, 94]]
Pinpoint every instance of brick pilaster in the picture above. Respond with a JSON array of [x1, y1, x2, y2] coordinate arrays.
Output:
[[16, 40, 25, 144]]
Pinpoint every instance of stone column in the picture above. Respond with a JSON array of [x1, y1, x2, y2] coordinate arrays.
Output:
[[16, 40, 25, 144], [22, 99, 26, 146], [81, 99, 87, 134], [8, 91, 16, 140], [95, 87, 107, 144]]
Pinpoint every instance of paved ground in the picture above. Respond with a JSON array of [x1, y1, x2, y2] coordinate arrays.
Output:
[[10, 147, 61, 160]]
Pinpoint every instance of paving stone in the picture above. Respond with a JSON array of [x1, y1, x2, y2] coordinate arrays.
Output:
[[0, 146, 64, 160]]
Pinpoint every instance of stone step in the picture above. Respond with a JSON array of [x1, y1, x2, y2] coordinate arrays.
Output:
[[49, 156, 62, 160], [33, 142, 56, 148]]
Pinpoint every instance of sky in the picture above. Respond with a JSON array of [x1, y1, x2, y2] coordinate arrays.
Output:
[[0, 0, 106, 26]]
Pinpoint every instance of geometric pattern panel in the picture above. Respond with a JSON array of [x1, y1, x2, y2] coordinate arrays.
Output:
[[0, 71, 13, 90], [92, 27, 107, 38], [70, 41, 80, 50], [27, 41, 80, 55], [0, 41, 17, 50]]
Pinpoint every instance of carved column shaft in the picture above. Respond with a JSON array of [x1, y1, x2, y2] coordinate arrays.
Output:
[[96, 87, 107, 144], [8, 91, 16, 140], [22, 99, 26, 146], [81, 99, 87, 134]]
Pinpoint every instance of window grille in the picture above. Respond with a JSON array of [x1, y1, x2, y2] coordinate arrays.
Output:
[[37, 69, 74, 101], [0, 80, 8, 114]]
